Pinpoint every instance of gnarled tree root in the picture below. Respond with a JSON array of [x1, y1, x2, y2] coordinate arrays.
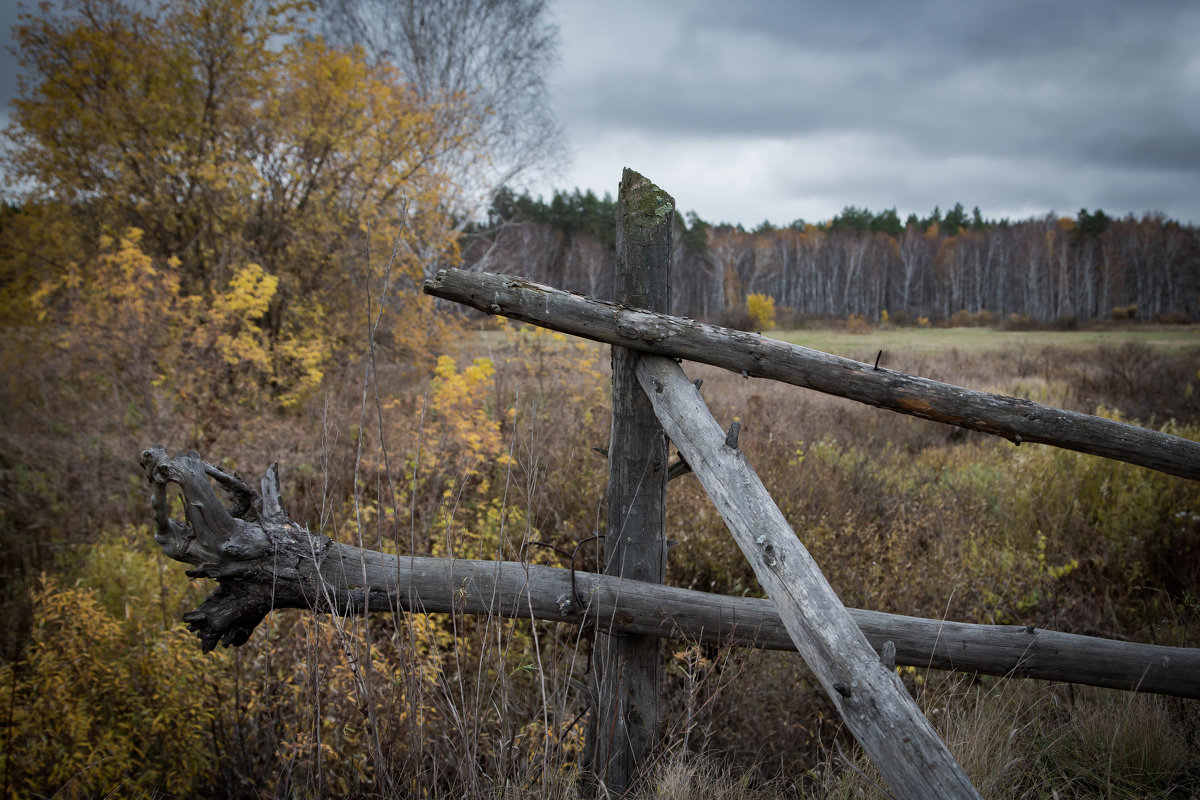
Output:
[[141, 446, 333, 651]]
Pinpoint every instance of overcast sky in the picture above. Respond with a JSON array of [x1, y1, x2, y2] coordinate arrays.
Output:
[[0, 3, 19, 147], [532, 0, 1200, 227], [3, 1, 1198, 227]]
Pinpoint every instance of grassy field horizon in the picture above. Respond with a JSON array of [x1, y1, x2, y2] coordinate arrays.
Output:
[[469, 320, 1200, 367], [771, 323, 1200, 359]]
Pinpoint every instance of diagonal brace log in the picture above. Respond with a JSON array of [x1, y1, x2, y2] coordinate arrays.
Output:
[[634, 355, 982, 800]]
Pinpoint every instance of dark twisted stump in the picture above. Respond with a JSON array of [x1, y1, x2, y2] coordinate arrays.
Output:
[[141, 446, 335, 651]]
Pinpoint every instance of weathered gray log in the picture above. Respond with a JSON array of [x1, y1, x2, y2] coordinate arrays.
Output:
[[423, 270, 1200, 481], [635, 356, 982, 800], [141, 446, 1200, 698], [591, 169, 674, 793]]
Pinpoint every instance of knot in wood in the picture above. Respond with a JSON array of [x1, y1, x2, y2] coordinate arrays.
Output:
[[754, 534, 779, 568]]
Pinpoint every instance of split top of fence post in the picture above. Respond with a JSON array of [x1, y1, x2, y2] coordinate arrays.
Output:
[[606, 167, 673, 583], [590, 168, 674, 794]]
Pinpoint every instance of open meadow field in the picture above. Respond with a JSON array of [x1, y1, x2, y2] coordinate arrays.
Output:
[[473, 320, 1200, 358], [771, 323, 1200, 357]]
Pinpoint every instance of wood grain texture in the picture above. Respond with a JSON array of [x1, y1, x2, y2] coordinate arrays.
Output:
[[423, 269, 1200, 480], [634, 355, 982, 800], [591, 168, 674, 793], [321, 550, 1200, 699]]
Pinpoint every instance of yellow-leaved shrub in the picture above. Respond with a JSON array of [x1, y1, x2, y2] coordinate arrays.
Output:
[[745, 292, 776, 330], [31, 230, 330, 438], [2, 575, 220, 798]]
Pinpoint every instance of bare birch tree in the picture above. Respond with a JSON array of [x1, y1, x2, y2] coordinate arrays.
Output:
[[315, 0, 565, 218]]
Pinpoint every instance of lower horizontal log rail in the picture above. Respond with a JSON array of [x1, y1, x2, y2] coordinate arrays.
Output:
[[142, 445, 1199, 699], [331, 554, 1200, 701]]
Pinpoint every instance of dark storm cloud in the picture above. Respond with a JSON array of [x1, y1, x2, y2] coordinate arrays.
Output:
[[572, 0, 1197, 158], [2, 1, 1197, 222], [550, 0, 1200, 223]]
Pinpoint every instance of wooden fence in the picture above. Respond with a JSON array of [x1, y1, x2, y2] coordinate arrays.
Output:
[[143, 170, 1200, 799]]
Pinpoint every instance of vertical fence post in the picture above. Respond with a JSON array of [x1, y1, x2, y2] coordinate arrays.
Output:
[[589, 168, 674, 794]]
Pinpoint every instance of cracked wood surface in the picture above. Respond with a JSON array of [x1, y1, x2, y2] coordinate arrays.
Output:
[[590, 168, 674, 793]]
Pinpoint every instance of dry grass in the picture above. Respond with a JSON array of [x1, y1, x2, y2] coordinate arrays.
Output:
[[632, 752, 798, 800], [3, 319, 1200, 798], [805, 679, 1200, 799], [771, 323, 1200, 358]]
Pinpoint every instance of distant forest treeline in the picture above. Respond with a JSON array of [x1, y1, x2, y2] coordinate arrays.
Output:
[[463, 187, 1200, 326]]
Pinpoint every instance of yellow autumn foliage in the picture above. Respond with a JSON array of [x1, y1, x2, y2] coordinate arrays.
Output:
[[429, 355, 510, 474], [31, 228, 181, 391], [746, 292, 777, 330], [0, 527, 450, 799], [29, 229, 327, 430], [2, 0, 468, 430], [183, 261, 325, 407], [1, 575, 219, 798]]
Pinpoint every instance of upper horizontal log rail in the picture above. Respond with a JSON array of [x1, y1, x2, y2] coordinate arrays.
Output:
[[424, 269, 1200, 480]]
